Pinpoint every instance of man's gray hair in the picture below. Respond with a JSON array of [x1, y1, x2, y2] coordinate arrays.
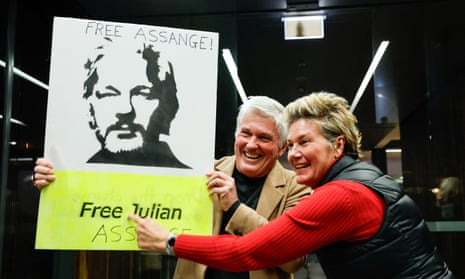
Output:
[[235, 96, 288, 148]]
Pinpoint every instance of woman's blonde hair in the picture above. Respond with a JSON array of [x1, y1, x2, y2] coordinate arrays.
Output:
[[284, 91, 362, 159]]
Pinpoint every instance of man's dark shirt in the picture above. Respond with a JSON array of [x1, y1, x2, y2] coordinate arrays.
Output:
[[205, 168, 266, 279]]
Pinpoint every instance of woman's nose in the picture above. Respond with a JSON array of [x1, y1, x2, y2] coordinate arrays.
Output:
[[288, 145, 301, 157]]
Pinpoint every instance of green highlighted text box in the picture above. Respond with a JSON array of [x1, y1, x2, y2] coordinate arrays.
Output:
[[35, 171, 213, 250]]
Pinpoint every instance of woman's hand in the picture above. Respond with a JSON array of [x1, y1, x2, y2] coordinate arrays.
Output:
[[128, 214, 169, 253]]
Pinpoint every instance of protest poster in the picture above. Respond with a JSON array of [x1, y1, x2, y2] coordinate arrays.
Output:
[[35, 17, 218, 250]]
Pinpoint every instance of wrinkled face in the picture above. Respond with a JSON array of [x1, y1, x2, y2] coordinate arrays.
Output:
[[287, 118, 343, 186], [87, 48, 159, 153], [234, 113, 284, 178]]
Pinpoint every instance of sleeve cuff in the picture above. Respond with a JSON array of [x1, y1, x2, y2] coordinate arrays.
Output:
[[223, 200, 241, 220]]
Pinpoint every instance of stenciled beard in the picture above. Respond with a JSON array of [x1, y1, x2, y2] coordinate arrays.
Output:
[[104, 131, 144, 153]]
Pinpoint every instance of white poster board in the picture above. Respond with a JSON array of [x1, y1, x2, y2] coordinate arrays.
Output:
[[36, 17, 218, 250]]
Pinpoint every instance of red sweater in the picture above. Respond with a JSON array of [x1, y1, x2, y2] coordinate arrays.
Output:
[[174, 180, 384, 271]]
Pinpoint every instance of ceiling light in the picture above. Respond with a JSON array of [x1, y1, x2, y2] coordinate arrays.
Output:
[[350, 40, 389, 113], [1, 59, 46, 127], [0, 114, 27, 126], [222, 49, 248, 103], [282, 15, 326, 40], [0, 59, 49, 90]]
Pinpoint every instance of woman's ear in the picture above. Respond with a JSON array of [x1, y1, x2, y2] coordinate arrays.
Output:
[[334, 136, 345, 157]]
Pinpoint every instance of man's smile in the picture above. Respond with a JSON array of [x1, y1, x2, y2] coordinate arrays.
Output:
[[244, 152, 260, 159]]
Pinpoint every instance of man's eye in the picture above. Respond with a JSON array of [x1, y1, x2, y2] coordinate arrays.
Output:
[[240, 131, 252, 136], [95, 89, 119, 98], [131, 85, 152, 97], [140, 88, 151, 94], [259, 136, 272, 141]]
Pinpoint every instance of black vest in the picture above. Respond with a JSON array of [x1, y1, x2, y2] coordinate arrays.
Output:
[[316, 156, 454, 279]]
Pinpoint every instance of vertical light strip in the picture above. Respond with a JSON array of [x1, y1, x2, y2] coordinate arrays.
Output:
[[0, 59, 49, 90], [350, 40, 390, 113], [222, 49, 248, 104]]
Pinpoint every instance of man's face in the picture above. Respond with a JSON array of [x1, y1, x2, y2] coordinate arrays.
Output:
[[87, 47, 159, 153], [234, 113, 284, 178]]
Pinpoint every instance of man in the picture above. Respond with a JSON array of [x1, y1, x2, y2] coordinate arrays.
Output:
[[33, 96, 311, 279], [82, 37, 189, 168], [173, 96, 311, 279]]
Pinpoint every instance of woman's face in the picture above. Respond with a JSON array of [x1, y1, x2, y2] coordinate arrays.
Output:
[[287, 118, 343, 186]]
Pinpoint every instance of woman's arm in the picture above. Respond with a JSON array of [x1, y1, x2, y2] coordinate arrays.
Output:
[[129, 181, 383, 272]]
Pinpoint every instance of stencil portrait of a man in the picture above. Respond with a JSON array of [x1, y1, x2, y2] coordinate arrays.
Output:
[[82, 37, 190, 168]]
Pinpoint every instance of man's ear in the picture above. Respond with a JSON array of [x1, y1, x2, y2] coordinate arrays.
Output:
[[88, 103, 97, 129], [278, 143, 288, 157]]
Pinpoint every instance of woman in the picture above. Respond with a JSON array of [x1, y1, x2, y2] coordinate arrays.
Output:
[[129, 91, 454, 278]]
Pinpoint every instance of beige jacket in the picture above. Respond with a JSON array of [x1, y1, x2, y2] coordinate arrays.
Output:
[[173, 155, 312, 279]]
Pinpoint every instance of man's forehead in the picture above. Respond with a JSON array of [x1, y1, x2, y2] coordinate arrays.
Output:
[[95, 45, 170, 80], [96, 57, 148, 85], [98, 46, 145, 66], [240, 118, 279, 137]]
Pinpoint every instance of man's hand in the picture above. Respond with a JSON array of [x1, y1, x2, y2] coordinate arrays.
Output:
[[128, 214, 169, 253], [206, 171, 239, 211], [33, 158, 56, 190]]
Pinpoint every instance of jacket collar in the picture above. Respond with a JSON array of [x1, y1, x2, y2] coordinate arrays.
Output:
[[215, 156, 288, 218], [317, 155, 357, 187]]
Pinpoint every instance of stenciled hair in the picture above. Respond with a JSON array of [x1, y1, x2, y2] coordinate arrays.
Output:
[[235, 96, 288, 148], [82, 37, 113, 99], [284, 91, 362, 159]]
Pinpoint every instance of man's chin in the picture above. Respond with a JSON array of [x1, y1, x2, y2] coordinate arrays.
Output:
[[237, 163, 270, 178], [109, 146, 143, 154], [104, 133, 144, 153], [105, 141, 143, 153]]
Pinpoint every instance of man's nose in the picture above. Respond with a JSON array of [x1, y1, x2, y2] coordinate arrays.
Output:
[[115, 97, 134, 119], [246, 136, 259, 148]]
